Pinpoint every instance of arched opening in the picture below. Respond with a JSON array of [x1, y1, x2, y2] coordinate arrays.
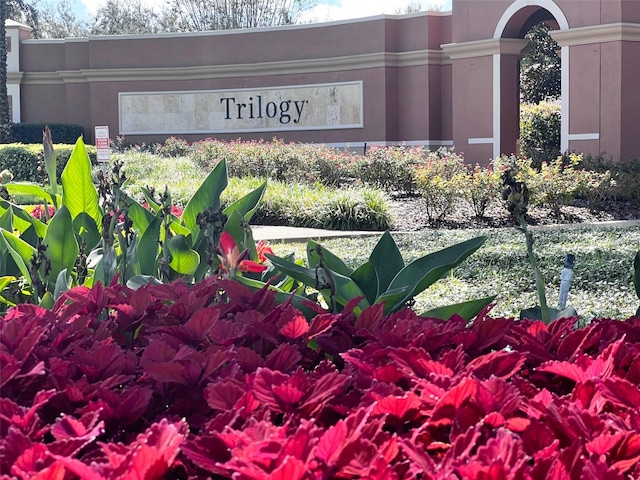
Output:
[[519, 21, 561, 166], [492, 0, 569, 159]]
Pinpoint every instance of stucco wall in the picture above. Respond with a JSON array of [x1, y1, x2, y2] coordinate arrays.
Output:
[[8, 1, 640, 162], [16, 13, 452, 148]]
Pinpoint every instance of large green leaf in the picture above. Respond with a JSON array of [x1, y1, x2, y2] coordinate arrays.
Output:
[[0, 201, 47, 240], [0, 205, 13, 232], [350, 261, 379, 305], [73, 213, 101, 250], [377, 236, 487, 313], [223, 180, 267, 221], [167, 235, 200, 276], [61, 137, 102, 228], [421, 296, 496, 321], [4, 183, 59, 209], [137, 214, 162, 276], [182, 160, 228, 244], [0, 229, 37, 284], [306, 240, 353, 277], [123, 193, 154, 233], [236, 275, 322, 320], [265, 252, 368, 312], [44, 206, 79, 285], [53, 269, 72, 300], [369, 231, 405, 293]]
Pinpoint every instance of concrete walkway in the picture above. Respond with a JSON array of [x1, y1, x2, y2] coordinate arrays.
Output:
[[251, 219, 640, 242]]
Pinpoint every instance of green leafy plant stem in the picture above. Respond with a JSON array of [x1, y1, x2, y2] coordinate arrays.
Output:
[[519, 214, 550, 323]]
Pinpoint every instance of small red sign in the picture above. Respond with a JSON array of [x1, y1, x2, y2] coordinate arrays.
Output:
[[95, 126, 110, 163]]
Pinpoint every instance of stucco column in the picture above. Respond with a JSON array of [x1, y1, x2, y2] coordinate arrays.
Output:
[[442, 38, 528, 163], [551, 23, 640, 161], [5, 20, 32, 123]]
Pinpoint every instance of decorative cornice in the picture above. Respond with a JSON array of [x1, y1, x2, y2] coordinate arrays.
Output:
[[550, 22, 640, 47], [7, 72, 24, 83], [441, 38, 529, 60], [19, 50, 450, 85]]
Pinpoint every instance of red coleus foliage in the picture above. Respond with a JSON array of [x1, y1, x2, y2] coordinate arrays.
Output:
[[1, 278, 639, 479]]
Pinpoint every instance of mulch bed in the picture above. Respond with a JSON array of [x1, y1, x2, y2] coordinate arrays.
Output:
[[388, 197, 640, 231]]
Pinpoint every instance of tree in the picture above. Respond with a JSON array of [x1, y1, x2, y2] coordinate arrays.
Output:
[[1, 0, 38, 142], [166, 0, 317, 32], [394, 2, 442, 14], [91, 0, 164, 35], [35, 0, 90, 39], [520, 22, 560, 104]]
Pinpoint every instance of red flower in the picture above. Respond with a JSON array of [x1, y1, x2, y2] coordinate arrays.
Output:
[[218, 231, 267, 276], [256, 240, 275, 263]]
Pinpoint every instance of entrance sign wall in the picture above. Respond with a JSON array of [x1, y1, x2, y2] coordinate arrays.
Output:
[[119, 82, 363, 135], [6, 0, 640, 162]]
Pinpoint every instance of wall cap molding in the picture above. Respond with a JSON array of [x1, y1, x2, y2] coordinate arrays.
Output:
[[19, 50, 450, 85], [441, 38, 529, 59], [550, 22, 640, 46]]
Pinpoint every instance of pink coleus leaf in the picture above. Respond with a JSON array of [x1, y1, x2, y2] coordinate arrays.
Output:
[[537, 360, 588, 383], [267, 455, 306, 480], [307, 313, 339, 339], [315, 420, 348, 465], [278, 315, 310, 339], [598, 377, 640, 409], [205, 378, 246, 411], [464, 350, 525, 380], [373, 392, 421, 422]]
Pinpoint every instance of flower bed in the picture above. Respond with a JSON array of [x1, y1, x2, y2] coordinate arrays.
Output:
[[2, 279, 639, 479]]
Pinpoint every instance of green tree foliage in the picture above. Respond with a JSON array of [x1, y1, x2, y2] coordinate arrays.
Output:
[[165, 0, 318, 31], [520, 22, 561, 104], [91, 0, 164, 35], [35, 0, 89, 38]]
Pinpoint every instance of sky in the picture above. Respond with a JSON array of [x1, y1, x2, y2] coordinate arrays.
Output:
[[67, 0, 452, 23]]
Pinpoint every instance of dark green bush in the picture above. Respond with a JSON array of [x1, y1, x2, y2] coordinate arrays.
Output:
[[520, 102, 561, 168], [580, 154, 640, 204], [9, 123, 85, 144], [0, 144, 97, 182]]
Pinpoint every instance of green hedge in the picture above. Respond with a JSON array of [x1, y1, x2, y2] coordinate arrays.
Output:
[[9, 123, 85, 144], [520, 102, 561, 168], [0, 143, 97, 182]]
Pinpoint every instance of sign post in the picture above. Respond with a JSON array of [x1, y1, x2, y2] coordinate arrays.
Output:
[[95, 126, 110, 175]]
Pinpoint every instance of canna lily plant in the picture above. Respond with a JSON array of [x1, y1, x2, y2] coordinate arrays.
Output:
[[260, 232, 494, 320], [0, 134, 267, 310]]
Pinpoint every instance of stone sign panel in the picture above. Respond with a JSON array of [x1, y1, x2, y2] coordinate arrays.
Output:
[[118, 81, 363, 135]]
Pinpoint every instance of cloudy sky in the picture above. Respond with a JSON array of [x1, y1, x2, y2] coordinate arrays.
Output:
[[71, 0, 452, 22]]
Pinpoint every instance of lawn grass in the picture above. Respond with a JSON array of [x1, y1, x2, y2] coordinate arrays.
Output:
[[269, 225, 640, 321]]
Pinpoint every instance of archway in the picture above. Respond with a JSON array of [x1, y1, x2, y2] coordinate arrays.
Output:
[[492, 0, 569, 159]]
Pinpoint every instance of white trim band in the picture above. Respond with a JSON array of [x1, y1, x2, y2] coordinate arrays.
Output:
[[568, 133, 600, 141], [468, 137, 494, 145]]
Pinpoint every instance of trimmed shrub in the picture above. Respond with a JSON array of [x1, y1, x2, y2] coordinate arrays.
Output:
[[414, 151, 468, 222], [520, 101, 561, 167], [580, 153, 640, 204], [0, 143, 97, 182], [9, 123, 85, 144], [462, 163, 503, 218], [355, 145, 425, 195], [155, 136, 190, 157], [189, 138, 358, 186]]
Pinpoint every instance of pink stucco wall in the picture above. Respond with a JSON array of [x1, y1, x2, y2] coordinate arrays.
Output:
[[9, 1, 640, 162]]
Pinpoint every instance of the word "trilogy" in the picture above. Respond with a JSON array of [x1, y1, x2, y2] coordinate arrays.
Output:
[[220, 96, 308, 124]]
